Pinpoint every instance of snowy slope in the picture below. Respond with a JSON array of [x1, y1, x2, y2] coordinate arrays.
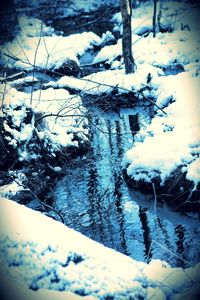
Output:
[[0, 198, 200, 300], [1, 15, 102, 71], [0, 1, 200, 298]]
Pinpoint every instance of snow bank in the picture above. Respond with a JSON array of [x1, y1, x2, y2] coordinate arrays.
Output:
[[109, 1, 200, 73], [46, 0, 199, 100], [0, 197, 199, 299], [1, 83, 88, 160], [1, 16, 101, 72], [112, 2, 153, 35], [113, 1, 200, 35], [117, 1, 200, 193], [97, 26, 199, 73], [50, 63, 163, 96], [122, 72, 200, 188]]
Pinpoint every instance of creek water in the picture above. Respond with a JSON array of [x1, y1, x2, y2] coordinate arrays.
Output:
[[54, 108, 200, 268]]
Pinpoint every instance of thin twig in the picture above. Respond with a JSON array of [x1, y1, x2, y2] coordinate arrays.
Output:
[[35, 113, 86, 124], [14, 179, 65, 224], [0, 71, 25, 83], [152, 239, 190, 264], [152, 182, 157, 213], [3, 53, 167, 115]]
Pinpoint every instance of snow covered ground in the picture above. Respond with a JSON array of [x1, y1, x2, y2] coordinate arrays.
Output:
[[0, 14, 114, 163], [1, 197, 200, 300], [0, 0, 199, 230], [0, 0, 200, 298], [0, 83, 88, 161], [122, 73, 200, 186], [119, 1, 200, 197], [1, 15, 103, 72], [42, 1, 200, 196]]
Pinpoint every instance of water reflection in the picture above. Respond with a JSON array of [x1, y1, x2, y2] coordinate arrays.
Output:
[[175, 225, 186, 267], [139, 207, 152, 263], [113, 172, 128, 255], [54, 110, 200, 267]]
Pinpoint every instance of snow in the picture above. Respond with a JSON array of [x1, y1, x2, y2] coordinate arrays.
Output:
[[92, 39, 122, 65], [1, 84, 88, 159], [112, 4, 152, 34], [112, 1, 200, 35], [1, 0, 200, 298], [122, 73, 200, 186], [186, 158, 200, 188], [112, 1, 200, 71], [92, 29, 199, 72], [1, 16, 102, 71], [0, 197, 199, 299], [0, 182, 25, 198], [49, 63, 163, 96], [46, 0, 200, 192], [17, 15, 55, 37], [110, 1, 200, 189]]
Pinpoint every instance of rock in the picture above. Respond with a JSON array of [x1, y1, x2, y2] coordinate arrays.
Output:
[[53, 166, 62, 173], [32, 172, 38, 177], [54, 58, 81, 77]]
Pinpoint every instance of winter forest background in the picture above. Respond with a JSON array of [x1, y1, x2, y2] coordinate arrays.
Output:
[[0, 0, 200, 299]]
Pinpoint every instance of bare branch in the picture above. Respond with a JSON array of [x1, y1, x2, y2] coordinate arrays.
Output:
[[2, 53, 166, 115], [14, 179, 65, 224]]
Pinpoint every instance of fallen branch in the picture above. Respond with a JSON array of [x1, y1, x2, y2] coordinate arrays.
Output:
[[0, 71, 25, 83], [3, 52, 167, 115]]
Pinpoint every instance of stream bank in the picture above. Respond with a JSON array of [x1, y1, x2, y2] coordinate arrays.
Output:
[[53, 107, 200, 268], [0, 0, 199, 275]]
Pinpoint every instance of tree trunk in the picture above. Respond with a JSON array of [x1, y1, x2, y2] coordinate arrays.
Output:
[[0, 117, 8, 166], [152, 0, 158, 37], [120, 0, 136, 74]]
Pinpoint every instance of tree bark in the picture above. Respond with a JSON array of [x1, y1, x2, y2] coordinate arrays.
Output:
[[0, 117, 8, 166], [120, 0, 136, 74], [152, 0, 158, 37]]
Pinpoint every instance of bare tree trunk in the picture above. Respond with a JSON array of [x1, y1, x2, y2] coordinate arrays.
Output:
[[0, 117, 8, 166], [152, 0, 158, 37], [120, 0, 136, 74]]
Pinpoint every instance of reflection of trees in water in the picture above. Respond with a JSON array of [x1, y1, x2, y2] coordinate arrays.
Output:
[[55, 112, 199, 267], [85, 116, 129, 252], [106, 117, 128, 253], [87, 162, 105, 243], [175, 224, 187, 267], [156, 217, 171, 249], [106, 119, 114, 154], [113, 171, 128, 255], [129, 114, 139, 139], [139, 207, 152, 262], [115, 120, 124, 158]]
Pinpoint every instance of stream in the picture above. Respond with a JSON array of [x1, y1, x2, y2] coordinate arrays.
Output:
[[54, 107, 200, 268], [2, 0, 200, 279]]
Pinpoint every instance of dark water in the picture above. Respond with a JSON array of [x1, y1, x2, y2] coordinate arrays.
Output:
[[54, 108, 200, 268]]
